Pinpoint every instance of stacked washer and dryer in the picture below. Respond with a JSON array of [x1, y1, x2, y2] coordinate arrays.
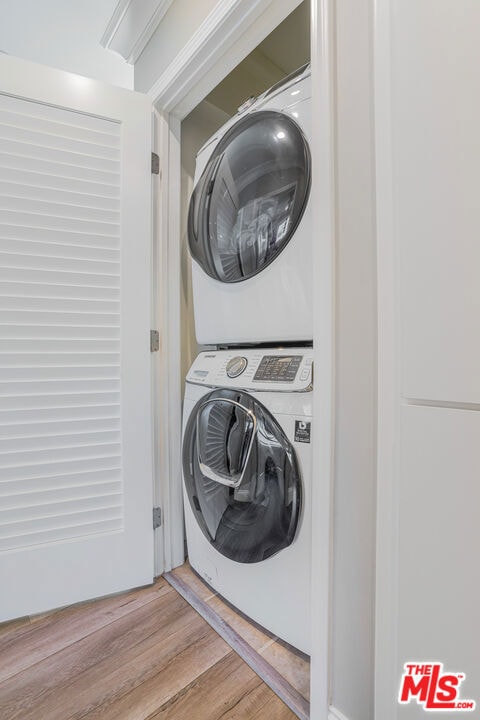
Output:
[[182, 64, 313, 653]]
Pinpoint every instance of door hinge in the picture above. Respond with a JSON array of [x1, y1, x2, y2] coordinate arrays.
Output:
[[153, 507, 162, 529], [151, 152, 160, 175], [150, 329, 159, 352]]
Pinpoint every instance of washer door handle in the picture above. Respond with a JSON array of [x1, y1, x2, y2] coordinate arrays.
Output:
[[196, 398, 257, 488]]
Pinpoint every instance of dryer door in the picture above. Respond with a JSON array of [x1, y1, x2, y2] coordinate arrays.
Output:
[[182, 389, 302, 563], [188, 111, 311, 283]]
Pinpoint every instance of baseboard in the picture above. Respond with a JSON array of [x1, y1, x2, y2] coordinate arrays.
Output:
[[328, 707, 351, 720]]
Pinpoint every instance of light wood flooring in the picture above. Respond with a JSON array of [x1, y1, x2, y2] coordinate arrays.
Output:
[[168, 563, 310, 715], [0, 576, 299, 720]]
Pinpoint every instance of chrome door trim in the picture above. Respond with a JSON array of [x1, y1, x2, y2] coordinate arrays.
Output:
[[195, 398, 257, 488]]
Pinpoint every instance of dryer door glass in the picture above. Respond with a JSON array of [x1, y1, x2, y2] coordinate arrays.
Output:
[[188, 111, 311, 283], [183, 389, 302, 563]]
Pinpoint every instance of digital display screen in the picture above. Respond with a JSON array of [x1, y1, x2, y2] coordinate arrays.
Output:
[[253, 355, 302, 382]]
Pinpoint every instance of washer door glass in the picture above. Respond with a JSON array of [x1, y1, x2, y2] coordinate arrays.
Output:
[[183, 389, 302, 564], [188, 111, 311, 283]]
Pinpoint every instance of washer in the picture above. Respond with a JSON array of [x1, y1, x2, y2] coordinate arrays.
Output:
[[188, 64, 312, 346], [182, 348, 313, 653]]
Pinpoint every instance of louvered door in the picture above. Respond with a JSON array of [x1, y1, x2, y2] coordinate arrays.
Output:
[[0, 55, 154, 621]]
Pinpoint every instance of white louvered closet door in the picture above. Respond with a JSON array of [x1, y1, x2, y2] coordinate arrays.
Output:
[[0, 55, 154, 621]]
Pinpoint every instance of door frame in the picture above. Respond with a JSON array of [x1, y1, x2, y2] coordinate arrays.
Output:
[[373, 0, 401, 717], [148, 1, 336, 717]]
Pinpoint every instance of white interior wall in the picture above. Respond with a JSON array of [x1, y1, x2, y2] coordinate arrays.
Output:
[[0, 0, 132, 88], [204, 50, 284, 116], [205, 2, 310, 115], [375, 2, 480, 717], [257, 0, 309, 74]]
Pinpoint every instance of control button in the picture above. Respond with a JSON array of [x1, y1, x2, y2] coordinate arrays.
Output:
[[226, 356, 248, 378], [300, 369, 310, 381], [253, 355, 302, 382]]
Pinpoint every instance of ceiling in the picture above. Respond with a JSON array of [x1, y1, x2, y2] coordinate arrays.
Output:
[[0, 0, 132, 88]]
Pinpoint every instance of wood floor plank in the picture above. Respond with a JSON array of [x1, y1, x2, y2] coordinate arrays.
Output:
[[217, 681, 286, 720], [0, 592, 201, 720], [206, 594, 274, 652], [249, 694, 301, 720], [0, 577, 169, 647], [170, 564, 310, 701], [0, 577, 304, 720], [0, 615, 30, 640], [165, 570, 310, 720], [0, 579, 173, 683], [147, 651, 264, 720], [31, 624, 221, 720], [149, 650, 297, 720], [78, 628, 231, 720]]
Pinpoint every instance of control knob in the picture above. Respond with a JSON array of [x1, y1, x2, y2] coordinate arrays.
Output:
[[226, 356, 248, 378]]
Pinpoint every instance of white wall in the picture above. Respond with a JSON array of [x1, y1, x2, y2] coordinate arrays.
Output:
[[395, 3, 480, 405], [330, 0, 376, 718], [375, 1, 480, 718], [0, 0, 132, 88]]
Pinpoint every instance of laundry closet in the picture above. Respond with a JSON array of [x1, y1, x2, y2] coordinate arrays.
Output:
[[177, 0, 315, 676], [135, 1, 376, 719]]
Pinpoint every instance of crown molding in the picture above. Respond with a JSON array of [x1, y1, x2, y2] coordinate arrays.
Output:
[[147, 0, 301, 114], [101, 0, 174, 64]]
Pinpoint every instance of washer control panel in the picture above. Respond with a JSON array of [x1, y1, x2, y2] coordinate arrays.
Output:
[[253, 355, 302, 382], [187, 348, 313, 392]]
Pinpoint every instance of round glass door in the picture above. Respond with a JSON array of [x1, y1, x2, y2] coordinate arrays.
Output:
[[188, 111, 311, 283], [182, 389, 302, 564]]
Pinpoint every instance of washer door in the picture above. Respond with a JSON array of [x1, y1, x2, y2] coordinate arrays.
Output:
[[188, 111, 311, 283], [182, 389, 302, 564]]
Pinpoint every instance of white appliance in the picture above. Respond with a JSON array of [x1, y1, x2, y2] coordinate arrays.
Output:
[[182, 348, 313, 653], [188, 65, 312, 346]]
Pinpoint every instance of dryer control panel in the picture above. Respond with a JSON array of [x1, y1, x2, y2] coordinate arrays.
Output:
[[186, 348, 313, 392]]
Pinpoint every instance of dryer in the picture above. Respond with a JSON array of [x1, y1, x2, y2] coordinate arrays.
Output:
[[182, 348, 312, 653], [188, 65, 312, 346]]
